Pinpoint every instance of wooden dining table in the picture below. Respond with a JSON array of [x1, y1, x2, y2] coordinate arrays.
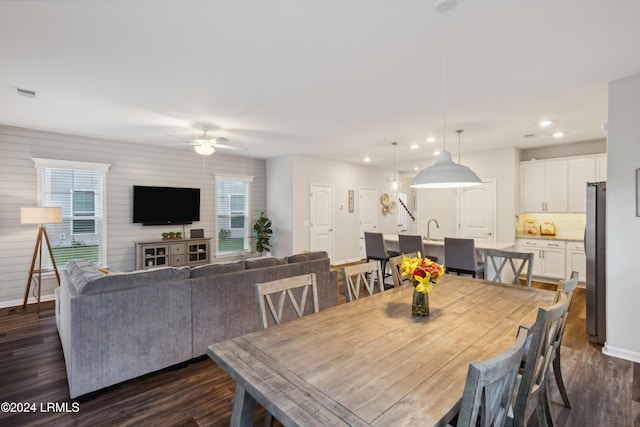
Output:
[[207, 275, 555, 427]]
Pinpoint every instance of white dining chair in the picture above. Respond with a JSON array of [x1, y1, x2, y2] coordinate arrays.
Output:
[[510, 292, 568, 427], [548, 270, 580, 410], [389, 253, 416, 288], [451, 328, 528, 427], [254, 273, 320, 329], [341, 260, 384, 302], [254, 273, 320, 426], [484, 248, 535, 287]]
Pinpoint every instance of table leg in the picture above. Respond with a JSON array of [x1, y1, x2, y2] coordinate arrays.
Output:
[[230, 383, 256, 427]]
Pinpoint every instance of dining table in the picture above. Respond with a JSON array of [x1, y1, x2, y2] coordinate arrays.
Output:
[[207, 275, 555, 427]]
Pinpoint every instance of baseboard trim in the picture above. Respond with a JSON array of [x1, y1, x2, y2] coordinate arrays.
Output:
[[602, 343, 640, 363], [0, 294, 55, 309]]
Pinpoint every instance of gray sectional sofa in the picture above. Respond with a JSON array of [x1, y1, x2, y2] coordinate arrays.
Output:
[[55, 251, 338, 399]]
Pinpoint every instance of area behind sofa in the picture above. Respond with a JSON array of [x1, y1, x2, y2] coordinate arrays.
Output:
[[56, 251, 338, 398]]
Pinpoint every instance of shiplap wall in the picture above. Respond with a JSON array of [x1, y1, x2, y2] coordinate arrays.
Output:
[[0, 126, 266, 308]]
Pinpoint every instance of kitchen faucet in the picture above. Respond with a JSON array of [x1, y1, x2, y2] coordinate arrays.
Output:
[[427, 219, 440, 240]]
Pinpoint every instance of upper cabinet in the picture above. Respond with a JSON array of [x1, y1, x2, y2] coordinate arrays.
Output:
[[521, 159, 568, 212], [568, 157, 596, 213], [521, 154, 607, 213]]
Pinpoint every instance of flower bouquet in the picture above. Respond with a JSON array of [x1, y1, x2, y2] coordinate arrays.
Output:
[[400, 252, 444, 316]]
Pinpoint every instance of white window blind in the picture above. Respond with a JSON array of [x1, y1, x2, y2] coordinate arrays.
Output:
[[34, 159, 109, 268], [216, 176, 252, 254]]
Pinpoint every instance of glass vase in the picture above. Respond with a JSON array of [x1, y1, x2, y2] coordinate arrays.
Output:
[[412, 288, 430, 316]]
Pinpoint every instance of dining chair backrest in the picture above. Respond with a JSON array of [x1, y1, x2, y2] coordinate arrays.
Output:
[[254, 273, 320, 329], [484, 249, 535, 288], [398, 234, 424, 256], [454, 328, 528, 427], [341, 261, 384, 302], [548, 270, 580, 410], [555, 270, 579, 305], [551, 271, 579, 347], [444, 237, 484, 278], [364, 232, 389, 260], [512, 292, 568, 427], [389, 253, 417, 288]]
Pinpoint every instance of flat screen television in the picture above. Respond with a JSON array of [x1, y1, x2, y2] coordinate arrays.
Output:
[[133, 185, 200, 225]]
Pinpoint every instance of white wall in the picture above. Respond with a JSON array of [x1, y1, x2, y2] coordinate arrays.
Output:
[[521, 139, 607, 161], [267, 155, 399, 265], [0, 126, 266, 307], [415, 147, 520, 244], [266, 156, 293, 258], [603, 72, 640, 363]]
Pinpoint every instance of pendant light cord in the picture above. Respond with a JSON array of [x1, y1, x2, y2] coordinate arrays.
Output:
[[442, 5, 448, 153]]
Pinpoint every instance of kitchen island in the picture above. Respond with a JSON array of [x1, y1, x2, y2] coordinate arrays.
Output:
[[384, 234, 515, 262]]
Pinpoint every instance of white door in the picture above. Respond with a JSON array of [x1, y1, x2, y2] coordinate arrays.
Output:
[[459, 180, 495, 242], [310, 184, 334, 260], [359, 187, 378, 259]]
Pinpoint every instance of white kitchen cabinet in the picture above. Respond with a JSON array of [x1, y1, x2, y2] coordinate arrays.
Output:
[[566, 241, 586, 282], [521, 160, 567, 212], [517, 238, 566, 281], [568, 157, 596, 213]]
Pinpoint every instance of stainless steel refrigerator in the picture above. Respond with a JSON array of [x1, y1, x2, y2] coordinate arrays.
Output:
[[586, 181, 606, 344]]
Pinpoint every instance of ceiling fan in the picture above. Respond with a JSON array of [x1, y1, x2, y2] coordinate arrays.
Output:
[[190, 130, 241, 156], [170, 129, 243, 156]]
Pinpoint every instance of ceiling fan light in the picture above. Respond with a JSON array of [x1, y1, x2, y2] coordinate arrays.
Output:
[[194, 144, 214, 155], [411, 151, 482, 188]]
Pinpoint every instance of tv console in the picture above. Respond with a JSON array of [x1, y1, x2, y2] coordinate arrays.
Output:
[[135, 238, 212, 270]]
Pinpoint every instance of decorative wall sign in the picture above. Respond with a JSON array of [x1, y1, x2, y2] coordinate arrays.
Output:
[[637, 169, 640, 217], [348, 190, 354, 213]]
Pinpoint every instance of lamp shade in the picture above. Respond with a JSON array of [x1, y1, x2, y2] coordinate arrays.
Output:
[[410, 151, 482, 189], [194, 144, 215, 155], [20, 207, 63, 225]]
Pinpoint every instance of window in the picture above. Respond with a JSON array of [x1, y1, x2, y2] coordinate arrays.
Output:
[[72, 190, 96, 233], [34, 158, 110, 267], [216, 175, 253, 254]]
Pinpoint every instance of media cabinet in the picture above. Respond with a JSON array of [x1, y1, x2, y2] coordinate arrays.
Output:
[[135, 238, 212, 270]]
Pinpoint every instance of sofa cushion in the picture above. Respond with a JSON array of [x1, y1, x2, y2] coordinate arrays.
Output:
[[66, 260, 191, 294], [190, 260, 245, 278], [285, 251, 328, 264], [244, 257, 287, 269]]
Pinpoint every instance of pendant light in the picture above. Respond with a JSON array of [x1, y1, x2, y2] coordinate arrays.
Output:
[[411, 0, 481, 189], [391, 142, 399, 198]]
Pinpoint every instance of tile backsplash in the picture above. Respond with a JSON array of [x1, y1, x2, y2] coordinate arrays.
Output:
[[516, 213, 586, 240]]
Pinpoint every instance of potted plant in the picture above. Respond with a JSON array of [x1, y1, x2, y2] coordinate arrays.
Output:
[[168, 232, 176, 239], [253, 211, 272, 254], [175, 231, 183, 239], [161, 232, 169, 240]]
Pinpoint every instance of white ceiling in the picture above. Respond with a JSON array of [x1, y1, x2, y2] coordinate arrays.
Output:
[[1, 1, 639, 172]]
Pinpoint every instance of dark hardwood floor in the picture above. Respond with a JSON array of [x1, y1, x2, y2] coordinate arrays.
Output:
[[0, 274, 638, 426]]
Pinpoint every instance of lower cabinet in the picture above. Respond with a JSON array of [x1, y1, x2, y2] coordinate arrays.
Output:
[[566, 241, 586, 282], [517, 239, 566, 281], [136, 238, 211, 270]]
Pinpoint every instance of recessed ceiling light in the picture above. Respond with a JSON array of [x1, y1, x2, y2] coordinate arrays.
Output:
[[433, 150, 441, 155], [363, 156, 371, 162], [539, 120, 552, 127], [427, 137, 436, 143], [553, 132, 564, 138], [410, 144, 419, 150]]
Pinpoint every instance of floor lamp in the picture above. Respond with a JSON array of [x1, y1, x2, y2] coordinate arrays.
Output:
[[20, 207, 62, 310]]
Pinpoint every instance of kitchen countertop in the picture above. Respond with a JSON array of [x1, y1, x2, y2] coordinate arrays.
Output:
[[384, 234, 515, 250], [515, 232, 583, 242]]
